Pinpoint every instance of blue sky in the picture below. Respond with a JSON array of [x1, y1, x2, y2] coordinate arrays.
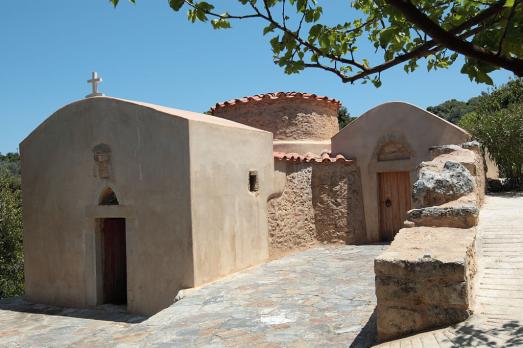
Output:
[[0, 1, 513, 153]]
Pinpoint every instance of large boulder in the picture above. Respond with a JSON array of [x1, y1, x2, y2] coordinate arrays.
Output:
[[413, 161, 475, 208]]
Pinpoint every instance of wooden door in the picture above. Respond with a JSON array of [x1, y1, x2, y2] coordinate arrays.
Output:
[[378, 172, 412, 242], [102, 218, 127, 304]]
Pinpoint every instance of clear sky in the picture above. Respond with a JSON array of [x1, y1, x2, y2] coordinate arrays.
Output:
[[0, 1, 513, 153]]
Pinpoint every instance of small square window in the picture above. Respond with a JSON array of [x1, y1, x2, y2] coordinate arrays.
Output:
[[249, 170, 259, 192]]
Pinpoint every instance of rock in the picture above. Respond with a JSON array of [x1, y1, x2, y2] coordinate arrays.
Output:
[[174, 289, 191, 303], [407, 206, 479, 228], [413, 161, 475, 207], [429, 144, 462, 159], [403, 220, 415, 228], [461, 141, 480, 152]]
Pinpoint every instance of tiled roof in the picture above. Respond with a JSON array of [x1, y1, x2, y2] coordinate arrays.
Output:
[[273, 151, 353, 164], [210, 92, 340, 113]]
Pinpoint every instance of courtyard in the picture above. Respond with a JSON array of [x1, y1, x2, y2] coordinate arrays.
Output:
[[2, 194, 522, 347], [0, 245, 386, 347]]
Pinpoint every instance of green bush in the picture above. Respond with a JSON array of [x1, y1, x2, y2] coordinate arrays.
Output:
[[0, 170, 24, 298], [459, 79, 523, 184]]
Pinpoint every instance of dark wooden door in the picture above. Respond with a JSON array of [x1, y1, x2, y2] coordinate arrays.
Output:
[[102, 218, 127, 304], [378, 172, 412, 242]]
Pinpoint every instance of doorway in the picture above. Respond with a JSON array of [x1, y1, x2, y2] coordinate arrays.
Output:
[[99, 218, 127, 305], [378, 171, 412, 242]]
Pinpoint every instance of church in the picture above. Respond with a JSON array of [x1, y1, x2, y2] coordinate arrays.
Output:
[[20, 75, 473, 315]]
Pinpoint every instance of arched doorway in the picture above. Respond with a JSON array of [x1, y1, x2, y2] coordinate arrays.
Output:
[[97, 188, 127, 305]]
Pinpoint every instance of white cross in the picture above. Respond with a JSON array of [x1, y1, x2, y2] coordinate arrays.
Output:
[[86, 71, 104, 98]]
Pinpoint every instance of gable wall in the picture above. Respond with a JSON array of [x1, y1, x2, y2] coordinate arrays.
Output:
[[21, 98, 194, 315], [331, 102, 470, 242]]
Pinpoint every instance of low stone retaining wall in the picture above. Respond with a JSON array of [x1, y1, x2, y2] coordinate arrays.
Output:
[[375, 142, 485, 342], [375, 227, 476, 341]]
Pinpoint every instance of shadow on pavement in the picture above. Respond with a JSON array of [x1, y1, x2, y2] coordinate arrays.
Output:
[[350, 307, 377, 348], [0, 296, 146, 323], [449, 320, 523, 347]]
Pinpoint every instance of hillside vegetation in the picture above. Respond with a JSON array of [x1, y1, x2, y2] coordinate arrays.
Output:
[[0, 153, 23, 298]]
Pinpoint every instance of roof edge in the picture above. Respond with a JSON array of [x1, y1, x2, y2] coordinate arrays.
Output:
[[337, 101, 470, 137], [21, 96, 272, 148], [210, 92, 341, 114]]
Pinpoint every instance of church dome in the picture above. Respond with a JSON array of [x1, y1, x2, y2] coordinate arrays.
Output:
[[210, 92, 340, 142]]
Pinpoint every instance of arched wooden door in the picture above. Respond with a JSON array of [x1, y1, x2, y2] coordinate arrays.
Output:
[[378, 172, 412, 241]]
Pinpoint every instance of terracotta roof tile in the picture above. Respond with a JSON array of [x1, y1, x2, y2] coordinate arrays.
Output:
[[210, 92, 340, 113], [273, 151, 353, 164]]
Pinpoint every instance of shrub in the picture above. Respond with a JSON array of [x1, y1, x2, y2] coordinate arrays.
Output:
[[459, 79, 523, 184], [0, 171, 24, 298]]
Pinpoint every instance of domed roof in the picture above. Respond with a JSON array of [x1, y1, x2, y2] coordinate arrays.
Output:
[[210, 92, 340, 114]]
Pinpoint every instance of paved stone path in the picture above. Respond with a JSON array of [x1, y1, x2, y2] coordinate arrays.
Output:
[[0, 245, 386, 347], [376, 193, 523, 347]]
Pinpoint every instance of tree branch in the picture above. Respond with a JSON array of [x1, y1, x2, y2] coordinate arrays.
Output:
[[250, 3, 368, 71], [183, 0, 260, 19], [385, 0, 523, 76], [344, 26, 482, 82], [497, 0, 519, 55]]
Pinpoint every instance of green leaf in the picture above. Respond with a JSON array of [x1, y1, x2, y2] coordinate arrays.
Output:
[[169, 0, 185, 11], [211, 18, 231, 29], [263, 23, 277, 35]]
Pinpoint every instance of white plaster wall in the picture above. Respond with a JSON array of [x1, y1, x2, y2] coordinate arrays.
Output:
[[21, 98, 195, 315], [331, 102, 471, 242], [188, 121, 274, 285]]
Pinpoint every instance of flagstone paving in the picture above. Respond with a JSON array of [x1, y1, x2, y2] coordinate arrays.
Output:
[[0, 244, 386, 347], [375, 193, 523, 347]]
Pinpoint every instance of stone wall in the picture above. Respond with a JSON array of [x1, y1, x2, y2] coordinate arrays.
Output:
[[407, 142, 485, 229], [211, 93, 339, 142], [375, 227, 476, 341], [375, 142, 485, 342], [268, 163, 316, 251], [268, 157, 366, 255], [312, 163, 366, 244]]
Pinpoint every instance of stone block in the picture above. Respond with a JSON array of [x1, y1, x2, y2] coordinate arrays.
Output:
[[374, 227, 476, 342], [407, 205, 479, 228], [429, 144, 462, 159]]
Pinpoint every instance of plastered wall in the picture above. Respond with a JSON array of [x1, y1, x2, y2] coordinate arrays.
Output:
[[21, 97, 274, 315], [332, 102, 471, 242]]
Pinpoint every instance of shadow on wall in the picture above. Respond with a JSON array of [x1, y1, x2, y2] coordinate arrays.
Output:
[[0, 297, 146, 324]]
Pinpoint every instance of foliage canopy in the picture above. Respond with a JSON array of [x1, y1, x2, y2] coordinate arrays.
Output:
[[427, 97, 482, 124], [459, 79, 523, 182], [112, 0, 522, 86]]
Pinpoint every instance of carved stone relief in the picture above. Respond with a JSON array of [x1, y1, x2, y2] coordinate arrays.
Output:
[[93, 143, 112, 179], [374, 133, 414, 162]]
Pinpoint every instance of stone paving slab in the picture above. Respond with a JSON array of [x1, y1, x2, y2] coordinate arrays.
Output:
[[0, 245, 386, 347]]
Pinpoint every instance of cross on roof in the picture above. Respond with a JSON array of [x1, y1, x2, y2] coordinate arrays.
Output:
[[86, 71, 104, 98]]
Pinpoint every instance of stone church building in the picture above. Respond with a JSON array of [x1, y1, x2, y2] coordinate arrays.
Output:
[[21, 91, 472, 315], [21, 97, 274, 315]]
